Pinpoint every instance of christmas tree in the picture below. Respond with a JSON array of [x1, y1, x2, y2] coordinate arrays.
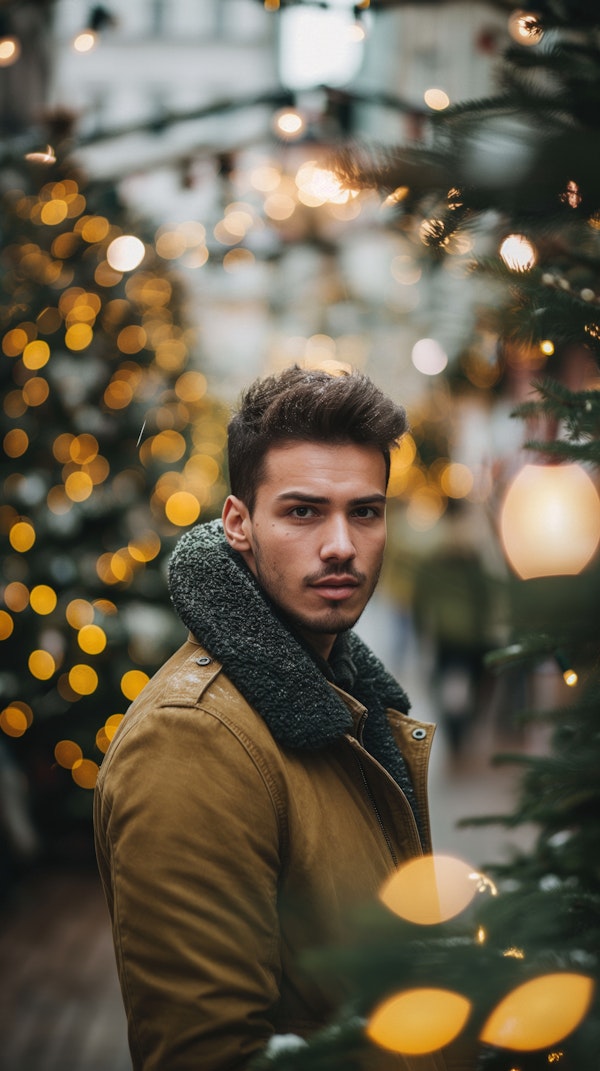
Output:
[[0, 149, 228, 865], [251, 2, 600, 1069]]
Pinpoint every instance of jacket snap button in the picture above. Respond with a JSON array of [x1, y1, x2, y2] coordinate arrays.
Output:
[[411, 727, 427, 740], [196, 656, 212, 666]]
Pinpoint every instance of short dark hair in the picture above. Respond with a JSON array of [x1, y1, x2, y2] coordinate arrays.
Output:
[[227, 365, 407, 512]]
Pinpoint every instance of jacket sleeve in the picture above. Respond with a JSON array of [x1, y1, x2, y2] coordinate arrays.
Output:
[[94, 701, 284, 1071]]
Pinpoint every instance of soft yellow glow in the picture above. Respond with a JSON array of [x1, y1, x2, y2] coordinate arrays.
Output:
[[540, 339, 555, 356], [71, 758, 99, 789], [3, 428, 29, 458], [105, 713, 124, 740], [22, 377, 50, 406], [81, 215, 110, 243], [175, 371, 207, 402], [55, 739, 83, 769], [273, 108, 305, 138], [295, 161, 358, 206], [128, 531, 161, 562], [23, 340, 50, 369], [68, 664, 99, 695], [480, 973, 594, 1051], [500, 464, 600, 579], [0, 36, 20, 66], [40, 199, 68, 226], [379, 854, 485, 924], [264, 192, 296, 221], [107, 235, 146, 272], [117, 325, 146, 354], [65, 323, 93, 351], [1, 704, 31, 737], [165, 491, 201, 526], [73, 31, 97, 53], [121, 669, 150, 701], [367, 988, 471, 1054], [29, 585, 58, 616], [440, 462, 474, 499], [424, 87, 450, 110], [499, 233, 537, 271], [66, 599, 94, 629], [3, 582, 29, 612], [476, 926, 486, 944], [77, 624, 107, 655], [0, 610, 14, 640], [563, 669, 578, 687], [9, 520, 36, 552], [65, 471, 93, 502], [28, 649, 56, 680], [2, 327, 29, 356], [508, 10, 544, 46]]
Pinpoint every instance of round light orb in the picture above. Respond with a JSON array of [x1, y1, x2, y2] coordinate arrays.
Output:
[[424, 87, 450, 111], [368, 988, 471, 1054], [411, 338, 448, 376], [0, 36, 20, 66], [480, 972, 593, 1051], [272, 108, 305, 139], [508, 10, 544, 46], [106, 235, 146, 272], [499, 233, 537, 271], [500, 463, 600, 579]]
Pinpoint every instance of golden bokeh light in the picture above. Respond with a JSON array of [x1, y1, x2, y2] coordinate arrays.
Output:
[[22, 377, 50, 407], [3, 327, 29, 356], [105, 713, 124, 738], [367, 988, 472, 1055], [77, 624, 107, 655], [9, 520, 36, 552], [480, 973, 594, 1051], [71, 758, 100, 789], [68, 664, 99, 696], [440, 462, 474, 499], [500, 464, 600, 579], [3, 581, 29, 612], [29, 585, 58, 615], [0, 703, 32, 738], [175, 370, 207, 402], [0, 36, 20, 66], [22, 339, 51, 369], [55, 739, 83, 769], [28, 649, 56, 680], [424, 87, 450, 110], [65, 471, 94, 502], [66, 598, 95, 629], [379, 854, 489, 925], [3, 428, 29, 458], [65, 323, 93, 351], [165, 490, 201, 526], [121, 669, 150, 701], [117, 324, 147, 353], [73, 30, 97, 52], [0, 610, 14, 640], [128, 530, 161, 562], [104, 379, 133, 409], [80, 216, 110, 243]]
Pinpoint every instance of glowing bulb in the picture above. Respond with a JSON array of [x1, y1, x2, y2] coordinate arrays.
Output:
[[508, 10, 544, 46], [0, 36, 20, 66], [106, 235, 146, 272], [480, 973, 594, 1051], [379, 854, 489, 925], [500, 233, 537, 271], [563, 669, 578, 687], [540, 339, 554, 355], [411, 338, 448, 376], [500, 464, 600, 579], [368, 988, 471, 1054], [73, 31, 97, 53], [121, 670, 150, 701], [272, 108, 305, 139], [424, 87, 450, 111], [25, 144, 56, 165]]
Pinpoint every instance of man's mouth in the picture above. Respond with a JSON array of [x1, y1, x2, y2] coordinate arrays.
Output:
[[310, 576, 360, 600]]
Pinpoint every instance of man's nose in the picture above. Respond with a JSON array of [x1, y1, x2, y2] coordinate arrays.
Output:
[[320, 515, 356, 560]]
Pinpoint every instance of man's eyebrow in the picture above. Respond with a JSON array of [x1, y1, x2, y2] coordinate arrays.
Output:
[[275, 492, 387, 505]]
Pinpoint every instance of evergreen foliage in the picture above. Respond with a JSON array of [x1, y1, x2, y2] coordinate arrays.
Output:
[[0, 160, 227, 860]]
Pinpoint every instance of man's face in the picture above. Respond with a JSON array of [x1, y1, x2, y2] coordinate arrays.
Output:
[[225, 441, 388, 658]]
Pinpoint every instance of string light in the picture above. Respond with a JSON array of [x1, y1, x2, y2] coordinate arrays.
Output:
[[499, 233, 537, 271], [508, 10, 544, 46], [0, 35, 20, 66], [424, 88, 450, 111]]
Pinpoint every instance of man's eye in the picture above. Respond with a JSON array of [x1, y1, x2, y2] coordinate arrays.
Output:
[[353, 506, 377, 518], [291, 506, 314, 518]]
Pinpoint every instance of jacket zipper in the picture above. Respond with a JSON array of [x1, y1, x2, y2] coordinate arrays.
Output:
[[353, 711, 398, 867]]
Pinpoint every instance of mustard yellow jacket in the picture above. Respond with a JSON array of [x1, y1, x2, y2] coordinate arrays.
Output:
[[94, 521, 451, 1071]]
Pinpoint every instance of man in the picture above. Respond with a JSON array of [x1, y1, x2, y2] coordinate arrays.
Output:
[[94, 366, 445, 1071]]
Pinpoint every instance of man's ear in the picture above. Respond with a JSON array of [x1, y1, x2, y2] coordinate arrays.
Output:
[[222, 495, 253, 552]]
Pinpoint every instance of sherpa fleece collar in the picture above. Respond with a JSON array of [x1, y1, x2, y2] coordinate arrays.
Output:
[[168, 519, 417, 806]]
